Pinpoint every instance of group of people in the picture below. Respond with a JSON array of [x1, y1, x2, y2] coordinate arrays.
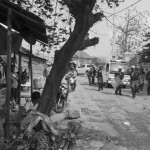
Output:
[[86, 65, 150, 98], [114, 65, 150, 98], [87, 66, 104, 91]]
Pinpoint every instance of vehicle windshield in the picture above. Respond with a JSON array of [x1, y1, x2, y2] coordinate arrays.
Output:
[[78, 65, 85, 68], [110, 63, 130, 74], [87, 65, 93, 68]]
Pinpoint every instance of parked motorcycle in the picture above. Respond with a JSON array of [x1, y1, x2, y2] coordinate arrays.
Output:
[[53, 83, 69, 113]]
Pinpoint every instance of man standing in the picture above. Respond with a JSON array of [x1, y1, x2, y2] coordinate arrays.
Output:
[[96, 66, 103, 91], [92, 66, 96, 85], [130, 65, 140, 98], [87, 67, 93, 86], [115, 66, 124, 95], [146, 69, 150, 95]]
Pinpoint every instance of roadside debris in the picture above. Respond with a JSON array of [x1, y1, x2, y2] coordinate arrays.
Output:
[[67, 110, 81, 119], [123, 121, 130, 126]]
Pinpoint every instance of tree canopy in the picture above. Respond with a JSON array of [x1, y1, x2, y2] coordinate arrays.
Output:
[[139, 32, 150, 63], [114, 9, 149, 57]]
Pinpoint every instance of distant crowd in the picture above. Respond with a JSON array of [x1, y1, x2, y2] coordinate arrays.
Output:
[[86, 65, 150, 98]]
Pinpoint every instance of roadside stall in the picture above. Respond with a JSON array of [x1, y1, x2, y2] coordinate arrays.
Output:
[[0, 0, 48, 139]]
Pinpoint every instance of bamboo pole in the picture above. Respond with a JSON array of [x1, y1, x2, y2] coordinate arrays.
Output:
[[18, 50, 22, 105], [29, 44, 33, 99], [6, 8, 12, 139]]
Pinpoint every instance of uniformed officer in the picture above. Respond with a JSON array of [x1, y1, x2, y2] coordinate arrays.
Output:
[[115, 66, 124, 95]]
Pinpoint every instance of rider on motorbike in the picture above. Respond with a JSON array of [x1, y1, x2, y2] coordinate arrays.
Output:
[[65, 65, 77, 92]]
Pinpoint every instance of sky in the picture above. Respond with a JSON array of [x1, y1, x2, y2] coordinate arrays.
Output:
[[85, 0, 150, 60]]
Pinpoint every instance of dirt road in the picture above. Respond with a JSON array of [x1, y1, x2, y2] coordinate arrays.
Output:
[[54, 76, 150, 150]]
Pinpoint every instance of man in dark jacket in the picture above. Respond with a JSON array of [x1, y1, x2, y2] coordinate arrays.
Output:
[[87, 68, 93, 86], [130, 65, 140, 98], [92, 66, 96, 85], [115, 66, 124, 95]]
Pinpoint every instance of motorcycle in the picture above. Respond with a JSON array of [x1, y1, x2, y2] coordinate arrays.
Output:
[[53, 83, 69, 113]]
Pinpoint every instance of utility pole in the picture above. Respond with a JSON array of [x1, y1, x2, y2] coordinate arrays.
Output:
[[111, 2, 116, 59], [105, 0, 124, 59]]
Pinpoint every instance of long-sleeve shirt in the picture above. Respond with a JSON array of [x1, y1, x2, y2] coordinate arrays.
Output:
[[97, 69, 103, 78], [130, 71, 139, 82]]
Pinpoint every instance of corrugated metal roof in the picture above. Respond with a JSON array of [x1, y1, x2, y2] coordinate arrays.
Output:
[[0, 0, 48, 44], [73, 51, 92, 59]]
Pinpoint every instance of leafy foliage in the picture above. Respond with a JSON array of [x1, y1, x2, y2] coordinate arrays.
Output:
[[114, 9, 150, 57], [139, 32, 150, 63], [9, 0, 75, 53]]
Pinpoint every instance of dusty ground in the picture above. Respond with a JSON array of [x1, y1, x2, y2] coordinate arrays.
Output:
[[1, 75, 150, 150], [51, 76, 150, 150]]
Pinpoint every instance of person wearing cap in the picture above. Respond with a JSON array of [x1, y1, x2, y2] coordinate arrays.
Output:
[[96, 66, 103, 91], [114, 66, 124, 95], [130, 65, 140, 98]]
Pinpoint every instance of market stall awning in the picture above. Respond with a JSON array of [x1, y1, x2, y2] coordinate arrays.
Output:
[[0, 24, 22, 55], [0, 0, 48, 45]]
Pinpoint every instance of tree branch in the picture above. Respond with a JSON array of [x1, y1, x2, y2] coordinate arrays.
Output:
[[63, 0, 96, 18], [79, 37, 99, 50], [91, 12, 105, 26]]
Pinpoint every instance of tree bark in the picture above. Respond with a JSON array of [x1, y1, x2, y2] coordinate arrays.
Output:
[[38, 0, 99, 115], [79, 37, 99, 50]]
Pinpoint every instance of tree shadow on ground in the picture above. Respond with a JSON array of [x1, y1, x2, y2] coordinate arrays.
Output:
[[79, 82, 90, 86], [101, 91, 132, 99]]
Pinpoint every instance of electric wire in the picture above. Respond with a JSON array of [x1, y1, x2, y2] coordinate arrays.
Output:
[[94, 0, 142, 26]]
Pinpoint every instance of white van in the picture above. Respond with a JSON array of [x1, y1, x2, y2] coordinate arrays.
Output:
[[76, 64, 94, 75]]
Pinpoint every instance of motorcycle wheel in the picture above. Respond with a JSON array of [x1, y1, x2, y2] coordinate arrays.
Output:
[[54, 97, 65, 113]]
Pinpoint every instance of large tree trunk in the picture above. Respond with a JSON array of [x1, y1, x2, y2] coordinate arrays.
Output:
[[38, 12, 92, 115], [37, 0, 104, 115]]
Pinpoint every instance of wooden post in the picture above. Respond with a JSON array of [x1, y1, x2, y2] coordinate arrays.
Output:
[[6, 8, 12, 139], [29, 44, 33, 99], [13, 52, 16, 71], [18, 50, 22, 105]]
